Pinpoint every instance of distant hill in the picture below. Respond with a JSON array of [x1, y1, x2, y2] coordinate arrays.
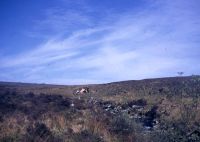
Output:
[[1, 75, 200, 97]]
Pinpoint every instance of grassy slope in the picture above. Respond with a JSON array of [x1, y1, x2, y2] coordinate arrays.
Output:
[[0, 76, 200, 142]]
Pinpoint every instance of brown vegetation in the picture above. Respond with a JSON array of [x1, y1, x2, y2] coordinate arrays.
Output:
[[0, 76, 200, 141]]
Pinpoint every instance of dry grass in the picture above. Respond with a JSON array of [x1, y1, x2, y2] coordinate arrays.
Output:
[[0, 76, 200, 141]]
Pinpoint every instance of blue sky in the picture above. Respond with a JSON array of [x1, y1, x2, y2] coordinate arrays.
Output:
[[0, 0, 200, 84]]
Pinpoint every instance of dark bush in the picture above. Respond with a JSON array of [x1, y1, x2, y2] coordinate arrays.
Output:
[[128, 99, 147, 107], [0, 135, 20, 142], [0, 91, 71, 120], [110, 115, 133, 135], [72, 130, 103, 142], [24, 123, 61, 142], [143, 105, 158, 128]]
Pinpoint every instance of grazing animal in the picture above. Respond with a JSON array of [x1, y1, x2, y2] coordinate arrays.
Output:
[[74, 87, 89, 95]]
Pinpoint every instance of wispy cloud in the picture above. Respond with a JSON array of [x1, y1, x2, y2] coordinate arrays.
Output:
[[0, 0, 199, 84]]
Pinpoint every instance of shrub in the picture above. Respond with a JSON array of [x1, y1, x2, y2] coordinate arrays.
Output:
[[24, 123, 61, 142], [109, 115, 134, 135], [72, 130, 104, 142]]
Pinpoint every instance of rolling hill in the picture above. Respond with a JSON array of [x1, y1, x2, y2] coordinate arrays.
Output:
[[0, 76, 200, 142]]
